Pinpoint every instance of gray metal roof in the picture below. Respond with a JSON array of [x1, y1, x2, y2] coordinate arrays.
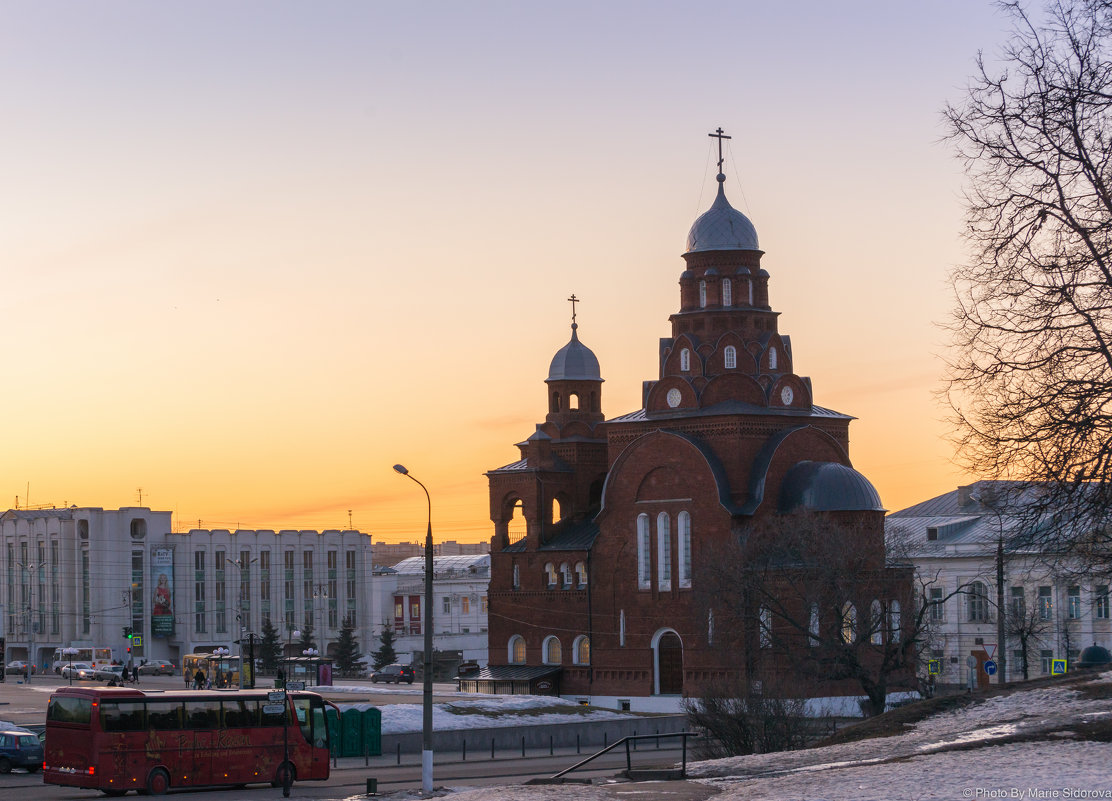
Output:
[[778, 460, 885, 513], [685, 182, 759, 253], [546, 324, 602, 382], [607, 403, 853, 424], [392, 553, 490, 574]]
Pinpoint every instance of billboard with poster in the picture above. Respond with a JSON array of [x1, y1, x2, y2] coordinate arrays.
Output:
[[151, 547, 175, 637]]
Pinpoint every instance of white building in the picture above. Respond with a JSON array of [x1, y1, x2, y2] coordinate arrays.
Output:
[[886, 482, 1111, 684], [371, 553, 490, 671], [0, 506, 377, 669]]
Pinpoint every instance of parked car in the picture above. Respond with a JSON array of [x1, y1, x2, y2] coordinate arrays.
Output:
[[4, 661, 35, 676], [0, 727, 43, 773], [95, 665, 128, 682], [137, 659, 175, 676], [371, 664, 415, 684], [60, 662, 95, 680]]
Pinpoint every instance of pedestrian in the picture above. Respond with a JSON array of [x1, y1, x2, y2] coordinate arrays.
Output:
[[132, 664, 139, 684], [185, 670, 191, 688], [194, 668, 205, 690]]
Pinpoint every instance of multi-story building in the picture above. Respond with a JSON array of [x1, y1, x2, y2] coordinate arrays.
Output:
[[886, 481, 1112, 685], [0, 506, 376, 669]]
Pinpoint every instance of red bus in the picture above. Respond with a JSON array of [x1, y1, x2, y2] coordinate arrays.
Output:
[[44, 686, 334, 795]]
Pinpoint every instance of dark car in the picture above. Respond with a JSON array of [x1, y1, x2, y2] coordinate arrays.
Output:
[[371, 664, 414, 684], [137, 659, 175, 676], [0, 728, 44, 773]]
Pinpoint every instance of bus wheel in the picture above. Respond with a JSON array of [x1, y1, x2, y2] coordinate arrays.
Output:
[[145, 767, 170, 796], [271, 761, 295, 788]]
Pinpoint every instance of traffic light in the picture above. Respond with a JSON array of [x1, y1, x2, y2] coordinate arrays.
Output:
[[122, 626, 132, 638], [126, 646, 131, 654]]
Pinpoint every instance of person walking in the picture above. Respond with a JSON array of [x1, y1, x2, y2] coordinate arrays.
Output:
[[194, 668, 205, 690], [132, 664, 139, 684]]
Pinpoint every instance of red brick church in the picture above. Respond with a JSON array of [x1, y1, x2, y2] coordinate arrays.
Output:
[[478, 132, 912, 712]]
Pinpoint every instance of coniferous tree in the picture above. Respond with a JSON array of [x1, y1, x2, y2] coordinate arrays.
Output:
[[297, 621, 316, 652], [372, 625, 398, 670], [334, 615, 362, 676], [259, 618, 282, 673]]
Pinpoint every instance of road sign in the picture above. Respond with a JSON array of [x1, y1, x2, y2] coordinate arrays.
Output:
[[983, 659, 997, 676], [262, 704, 284, 715], [1051, 659, 1068, 675], [286, 680, 305, 691], [132, 636, 142, 647], [928, 659, 941, 675], [268, 691, 284, 702]]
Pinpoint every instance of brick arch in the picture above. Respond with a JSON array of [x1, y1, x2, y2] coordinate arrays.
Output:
[[700, 373, 767, 407], [662, 333, 703, 378]]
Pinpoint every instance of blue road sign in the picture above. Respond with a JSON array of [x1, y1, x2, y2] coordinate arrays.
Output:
[[983, 659, 997, 676]]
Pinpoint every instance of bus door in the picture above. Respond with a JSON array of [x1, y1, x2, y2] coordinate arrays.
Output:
[[184, 699, 220, 785], [291, 696, 329, 779]]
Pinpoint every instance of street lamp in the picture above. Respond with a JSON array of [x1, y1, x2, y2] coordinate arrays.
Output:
[[313, 585, 329, 663], [283, 628, 300, 798], [226, 556, 257, 690], [302, 647, 319, 687], [972, 488, 1008, 685], [212, 647, 230, 688], [62, 647, 78, 686], [393, 463, 434, 794], [17, 562, 44, 682]]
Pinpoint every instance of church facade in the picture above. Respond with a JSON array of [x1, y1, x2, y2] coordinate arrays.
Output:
[[484, 135, 913, 712]]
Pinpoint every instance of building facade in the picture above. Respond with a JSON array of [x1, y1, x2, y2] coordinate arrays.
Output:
[[484, 139, 912, 712], [886, 481, 1112, 685]]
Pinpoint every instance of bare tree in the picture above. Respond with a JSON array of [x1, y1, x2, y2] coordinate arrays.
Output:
[[1005, 588, 1052, 679], [944, 0, 1112, 577]]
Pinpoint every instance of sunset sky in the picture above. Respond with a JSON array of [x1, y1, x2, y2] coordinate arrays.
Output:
[[2, 1, 1018, 541]]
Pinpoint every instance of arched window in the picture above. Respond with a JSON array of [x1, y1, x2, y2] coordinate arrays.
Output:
[[575, 561, 587, 588], [677, 511, 692, 588], [809, 603, 820, 646], [724, 345, 737, 370], [550, 391, 560, 413], [512, 563, 520, 590], [769, 346, 778, 370], [680, 348, 691, 372], [619, 609, 626, 646], [889, 600, 902, 642], [870, 600, 884, 645], [543, 635, 562, 665], [637, 514, 651, 590], [656, 512, 671, 590], [509, 635, 526, 664], [968, 581, 989, 622], [759, 605, 773, 648], [545, 563, 557, 589], [722, 278, 732, 306], [560, 563, 572, 588], [841, 602, 857, 643], [573, 635, 590, 665], [569, 393, 580, 410], [699, 280, 707, 308]]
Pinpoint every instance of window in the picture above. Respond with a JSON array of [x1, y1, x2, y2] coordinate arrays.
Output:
[[768, 346, 778, 370], [809, 603, 820, 646], [619, 609, 626, 647], [575, 561, 587, 588], [870, 600, 884, 644], [1038, 586, 1053, 620], [481, 595, 488, 613], [1041, 649, 1054, 674], [545, 563, 557, 589], [968, 582, 990, 622], [699, 280, 707, 308], [442, 597, 451, 614], [930, 587, 945, 621], [708, 609, 715, 646], [1068, 586, 1081, 619], [543, 636, 562, 665], [889, 600, 901, 642], [560, 563, 572, 588], [1010, 586, 1025, 619], [656, 512, 671, 590], [759, 605, 772, 648], [724, 345, 736, 370], [637, 514, 651, 590], [677, 511, 692, 589], [462, 596, 470, 614], [573, 635, 590, 665], [1095, 585, 1109, 619], [841, 602, 857, 643], [680, 348, 691, 372], [722, 278, 732, 306]]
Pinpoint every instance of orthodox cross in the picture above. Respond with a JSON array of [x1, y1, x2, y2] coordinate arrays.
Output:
[[568, 294, 579, 326], [708, 127, 731, 173]]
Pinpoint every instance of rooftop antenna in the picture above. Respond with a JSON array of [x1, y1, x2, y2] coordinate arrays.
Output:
[[348, 510, 353, 529]]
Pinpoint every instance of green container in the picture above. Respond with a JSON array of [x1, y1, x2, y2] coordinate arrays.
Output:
[[325, 706, 342, 757], [360, 706, 382, 757], [340, 706, 364, 757]]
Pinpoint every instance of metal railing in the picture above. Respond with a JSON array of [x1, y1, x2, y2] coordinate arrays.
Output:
[[549, 731, 699, 781]]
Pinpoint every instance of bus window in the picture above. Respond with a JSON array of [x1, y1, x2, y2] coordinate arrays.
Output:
[[147, 701, 183, 730], [292, 697, 311, 743], [222, 699, 258, 728], [101, 701, 146, 732], [261, 702, 285, 727], [310, 698, 328, 749], [185, 699, 221, 729], [47, 695, 92, 725]]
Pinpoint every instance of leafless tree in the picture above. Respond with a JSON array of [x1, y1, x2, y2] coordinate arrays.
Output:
[[944, 0, 1112, 577], [1005, 588, 1053, 679]]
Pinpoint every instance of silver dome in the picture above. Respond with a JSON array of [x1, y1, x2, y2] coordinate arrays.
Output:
[[547, 324, 602, 382], [778, 461, 884, 512], [685, 181, 759, 254]]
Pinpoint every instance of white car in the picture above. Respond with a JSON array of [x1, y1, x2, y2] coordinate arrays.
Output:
[[60, 662, 95, 680], [94, 665, 128, 682]]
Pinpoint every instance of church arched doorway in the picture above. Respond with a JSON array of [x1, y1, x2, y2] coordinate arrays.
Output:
[[653, 629, 683, 695]]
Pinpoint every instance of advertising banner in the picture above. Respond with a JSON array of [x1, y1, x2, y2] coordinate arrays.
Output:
[[151, 547, 175, 637]]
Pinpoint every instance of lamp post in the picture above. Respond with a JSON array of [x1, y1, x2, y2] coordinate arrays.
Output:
[[226, 556, 257, 689], [282, 627, 299, 798], [313, 585, 328, 665], [62, 647, 78, 686], [302, 647, 319, 687], [212, 646, 230, 688], [393, 463, 434, 794], [972, 489, 1008, 685], [17, 562, 43, 682]]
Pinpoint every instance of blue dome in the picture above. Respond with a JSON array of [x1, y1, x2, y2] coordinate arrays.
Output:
[[685, 183, 759, 253], [547, 325, 602, 382], [778, 461, 884, 513]]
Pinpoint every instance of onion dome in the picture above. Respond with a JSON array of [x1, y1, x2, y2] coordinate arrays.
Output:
[[685, 174, 759, 253], [778, 461, 885, 512], [547, 323, 602, 382]]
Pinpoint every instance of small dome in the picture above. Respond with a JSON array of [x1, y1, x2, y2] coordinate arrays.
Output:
[[1078, 644, 1112, 668], [685, 180, 759, 254], [547, 324, 602, 382], [779, 461, 885, 513]]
